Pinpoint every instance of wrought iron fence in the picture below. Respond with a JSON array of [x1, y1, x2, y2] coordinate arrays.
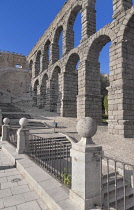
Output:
[[7, 127, 17, 147], [27, 134, 72, 187], [100, 155, 134, 210]]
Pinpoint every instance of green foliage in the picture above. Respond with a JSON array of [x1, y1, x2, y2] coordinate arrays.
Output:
[[104, 95, 108, 114], [61, 168, 71, 187], [102, 114, 108, 123]]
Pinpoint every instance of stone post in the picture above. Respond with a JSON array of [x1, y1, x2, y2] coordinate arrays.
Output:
[[1, 118, 10, 141], [69, 117, 103, 210], [16, 118, 30, 154]]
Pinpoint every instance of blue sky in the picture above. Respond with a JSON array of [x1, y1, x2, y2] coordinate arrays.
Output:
[[0, 0, 133, 73]]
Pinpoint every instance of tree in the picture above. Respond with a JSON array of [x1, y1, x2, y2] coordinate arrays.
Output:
[[100, 73, 109, 97], [100, 73, 109, 114], [104, 95, 108, 114]]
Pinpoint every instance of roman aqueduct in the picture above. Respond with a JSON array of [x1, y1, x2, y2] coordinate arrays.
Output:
[[27, 0, 134, 138]]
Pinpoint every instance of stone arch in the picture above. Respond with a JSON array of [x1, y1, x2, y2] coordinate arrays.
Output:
[[65, 4, 82, 53], [84, 34, 112, 123], [35, 50, 41, 77], [66, 53, 80, 72], [111, 12, 134, 137], [29, 59, 33, 70], [40, 73, 48, 108], [33, 79, 39, 106], [63, 53, 80, 117], [42, 39, 51, 71], [53, 25, 63, 61], [50, 66, 61, 113], [121, 8, 134, 39]]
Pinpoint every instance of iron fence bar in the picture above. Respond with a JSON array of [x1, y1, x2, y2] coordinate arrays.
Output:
[[56, 142, 59, 177], [54, 142, 56, 176], [107, 158, 110, 210], [60, 144, 62, 180], [66, 145, 69, 176], [49, 139, 51, 172], [100, 155, 103, 210], [132, 167, 134, 189], [123, 164, 126, 210], [27, 134, 72, 187], [115, 161, 118, 210], [103, 155, 134, 168], [52, 141, 54, 174], [51, 139, 53, 173], [63, 144, 65, 181], [45, 139, 47, 168], [40, 137, 43, 167]]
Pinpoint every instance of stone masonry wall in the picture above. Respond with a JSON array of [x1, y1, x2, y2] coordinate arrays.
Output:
[[27, 0, 134, 138], [0, 51, 30, 98]]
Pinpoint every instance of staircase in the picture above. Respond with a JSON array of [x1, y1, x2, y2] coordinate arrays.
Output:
[[102, 166, 134, 210], [0, 103, 32, 125]]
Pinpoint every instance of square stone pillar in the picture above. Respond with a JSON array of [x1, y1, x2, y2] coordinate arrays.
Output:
[[70, 117, 103, 210], [70, 144, 102, 210], [1, 118, 10, 141], [16, 128, 30, 154], [112, 0, 132, 19], [16, 118, 30, 154]]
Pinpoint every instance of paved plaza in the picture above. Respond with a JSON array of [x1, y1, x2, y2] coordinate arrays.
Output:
[[0, 149, 49, 210]]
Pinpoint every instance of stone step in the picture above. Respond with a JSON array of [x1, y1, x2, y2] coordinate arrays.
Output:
[[115, 196, 134, 210], [3, 113, 32, 119], [104, 188, 134, 208], [103, 179, 130, 196], [103, 174, 123, 186], [102, 164, 134, 210], [0, 103, 24, 112]]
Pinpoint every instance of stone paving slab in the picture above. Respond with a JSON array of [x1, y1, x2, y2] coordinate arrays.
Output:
[[0, 149, 49, 210]]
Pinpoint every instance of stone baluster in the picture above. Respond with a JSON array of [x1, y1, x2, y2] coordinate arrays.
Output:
[[69, 117, 103, 210], [16, 118, 30, 154], [1, 118, 10, 141]]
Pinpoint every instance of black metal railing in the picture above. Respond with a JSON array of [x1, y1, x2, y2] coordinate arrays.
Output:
[[7, 127, 17, 147], [100, 155, 134, 210], [27, 134, 72, 187]]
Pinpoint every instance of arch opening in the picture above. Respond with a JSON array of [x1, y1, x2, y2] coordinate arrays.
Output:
[[66, 5, 82, 52], [86, 35, 111, 123], [42, 40, 51, 71], [33, 79, 39, 106], [50, 66, 61, 113], [35, 51, 41, 77], [64, 53, 80, 117], [96, 0, 113, 31], [54, 26, 63, 60], [73, 12, 82, 48], [40, 74, 48, 108], [29, 60, 33, 71]]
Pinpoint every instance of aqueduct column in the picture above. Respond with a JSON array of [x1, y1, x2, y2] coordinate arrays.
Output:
[[77, 60, 102, 124], [108, 38, 134, 138], [81, 1, 96, 41], [113, 0, 132, 18], [33, 82, 41, 107], [50, 43, 59, 64]]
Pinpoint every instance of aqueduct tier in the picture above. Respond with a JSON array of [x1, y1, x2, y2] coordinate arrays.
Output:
[[27, 0, 134, 138]]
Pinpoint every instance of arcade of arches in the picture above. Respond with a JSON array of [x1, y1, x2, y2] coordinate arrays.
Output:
[[27, 0, 134, 138]]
